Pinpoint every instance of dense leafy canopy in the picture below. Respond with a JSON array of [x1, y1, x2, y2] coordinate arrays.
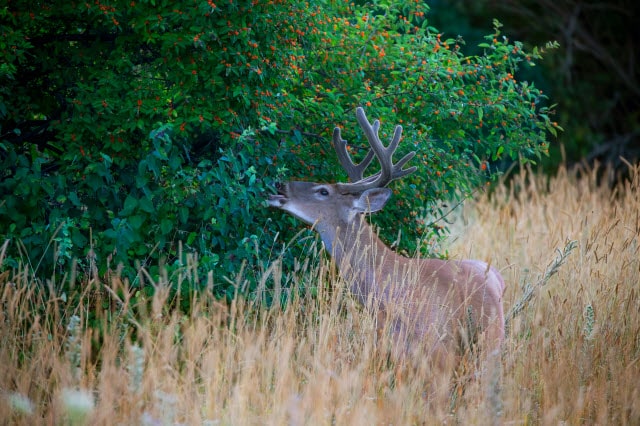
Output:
[[0, 0, 558, 298]]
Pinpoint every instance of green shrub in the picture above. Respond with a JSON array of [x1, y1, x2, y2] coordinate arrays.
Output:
[[0, 1, 558, 299]]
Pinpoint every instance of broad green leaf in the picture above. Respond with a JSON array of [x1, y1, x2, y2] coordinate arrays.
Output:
[[124, 195, 138, 212]]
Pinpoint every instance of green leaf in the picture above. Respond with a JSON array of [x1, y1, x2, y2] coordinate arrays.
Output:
[[187, 232, 197, 245], [124, 195, 138, 212], [178, 206, 189, 223], [68, 192, 81, 207], [139, 196, 155, 213], [129, 215, 145, 231], [160, 219, 173, 234]]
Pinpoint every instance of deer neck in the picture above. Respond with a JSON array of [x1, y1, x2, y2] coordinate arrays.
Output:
[[320, 214, 401, 307]]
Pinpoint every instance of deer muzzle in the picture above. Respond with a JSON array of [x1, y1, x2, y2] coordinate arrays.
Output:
[[267, 182, 289, 208]]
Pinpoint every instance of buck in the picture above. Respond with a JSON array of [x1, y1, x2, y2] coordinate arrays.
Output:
[[268, 107, 505, 369]]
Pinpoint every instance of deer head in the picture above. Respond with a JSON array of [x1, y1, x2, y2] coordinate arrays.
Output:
[[268, 107, 416, 252]]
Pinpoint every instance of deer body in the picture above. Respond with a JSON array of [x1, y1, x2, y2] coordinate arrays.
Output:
[[268, 108, 505, 365]]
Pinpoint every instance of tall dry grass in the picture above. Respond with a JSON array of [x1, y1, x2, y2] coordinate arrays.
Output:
[[1, 164, 639, 425]]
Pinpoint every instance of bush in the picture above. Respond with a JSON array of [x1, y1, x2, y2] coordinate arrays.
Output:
[[0, 1, 558, 298]]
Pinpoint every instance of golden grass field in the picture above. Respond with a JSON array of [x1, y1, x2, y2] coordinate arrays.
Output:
[[1, 164, 639, 425]]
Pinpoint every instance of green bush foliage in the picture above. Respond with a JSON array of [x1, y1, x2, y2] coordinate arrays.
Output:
[[0, 1, 559, 297]]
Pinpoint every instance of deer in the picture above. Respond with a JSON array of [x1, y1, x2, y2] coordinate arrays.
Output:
[[267, 107, 505, 374]]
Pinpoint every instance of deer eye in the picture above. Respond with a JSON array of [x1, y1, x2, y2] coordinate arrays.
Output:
[[318, 188, 329, 196]]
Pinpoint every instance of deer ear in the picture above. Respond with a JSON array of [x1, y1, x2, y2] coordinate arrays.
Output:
[[354, 188, 392, 213]]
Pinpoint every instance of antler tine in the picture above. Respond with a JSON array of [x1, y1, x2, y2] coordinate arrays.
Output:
[[332, 126, 375, 182], [337, 107, 416, 194], [391, 151, 417, 177]]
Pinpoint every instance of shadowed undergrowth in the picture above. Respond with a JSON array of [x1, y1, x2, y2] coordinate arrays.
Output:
[[1, 164, 639, 424]]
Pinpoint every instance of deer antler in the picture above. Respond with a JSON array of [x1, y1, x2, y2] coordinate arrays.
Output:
[[332, 126, 375, 182], [334, 107, 417, 194]]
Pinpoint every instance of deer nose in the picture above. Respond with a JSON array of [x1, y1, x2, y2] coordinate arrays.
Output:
[[274, 181, 288, 195]]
